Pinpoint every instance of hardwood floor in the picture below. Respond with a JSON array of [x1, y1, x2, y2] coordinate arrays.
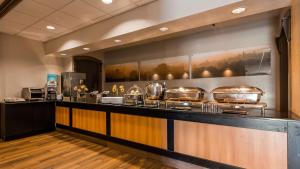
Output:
[[0, 131, 177, 169]]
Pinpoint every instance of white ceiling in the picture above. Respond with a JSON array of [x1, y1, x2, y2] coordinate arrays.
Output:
[[0, 0, 156, 41]]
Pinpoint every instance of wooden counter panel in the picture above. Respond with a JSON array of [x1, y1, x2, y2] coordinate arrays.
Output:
[[111, 113, 167, 149], [72, 108, 106, 135], [174, 120, 287, 169], [55, 106, 69, 126]]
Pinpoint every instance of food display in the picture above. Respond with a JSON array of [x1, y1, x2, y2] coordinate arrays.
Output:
[[145, 82, 164, 100], [124, 84, 144, 105], [211, 86, 264, 104], [164, 87, 206, 101]]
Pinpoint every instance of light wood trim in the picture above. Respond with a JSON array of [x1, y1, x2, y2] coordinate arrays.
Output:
[[72, 108, 106, 135], [55, 106, 70, 126], [174, 120, 287, 169], [111, 113, 167, 149], [291, 0, 300, 117]]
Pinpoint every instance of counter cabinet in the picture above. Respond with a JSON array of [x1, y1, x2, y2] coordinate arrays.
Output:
[[55, 102, 300, 169], [0, 101, 55, 140]]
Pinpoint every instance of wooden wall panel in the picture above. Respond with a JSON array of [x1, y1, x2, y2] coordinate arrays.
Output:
[[55, 106, 69, 126], [72, 108, 106, 135], [111, 113, 167, 149], [291, 0, 300, 118], [174, 120, 287, 169]]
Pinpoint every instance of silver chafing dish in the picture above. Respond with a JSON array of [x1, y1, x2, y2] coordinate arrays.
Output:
[[164, 87, 206, 110], [211, 86, 264, 104], [144, 82, 166, 107], [145, 82, 165, 100], [165, 87, 205, 101], [124, 84, 144, 105]]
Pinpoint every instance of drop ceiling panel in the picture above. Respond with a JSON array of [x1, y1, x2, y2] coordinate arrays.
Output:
[[32, 21, 68, 34], [131, 0, 156, 6], [45, 11, 83, 29], [19, 27, 56, 41], [13, 0, 55, 18], [85, 0, 135, 13], [61, 0, 106, 22], [110, 3, 138, 16], [0, 20, 27, 34], [2, 10, 38, 25], [0, 0, 157, 41], [32, 0, 73, 9], [89, 14, 111, 24]]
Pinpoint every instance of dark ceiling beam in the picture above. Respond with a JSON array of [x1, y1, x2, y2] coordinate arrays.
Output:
[[0, 0, 21, 18]]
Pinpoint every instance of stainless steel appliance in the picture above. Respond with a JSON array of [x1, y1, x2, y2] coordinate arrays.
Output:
[[164, 87, 206, 110], [21, 88, 45, 101], [211, 86, 266, 115], [211, 86, 264, 104], [165, 87, 205, 101], [4, 98, 26, 103], [61, 72, 86, 100], [46, 74, 58, 101], [124, 84, 144, 105], [144, 82, 166, 107], [145, 82, 164, 100], [165, 100, 208, 110], [86, 91, 109, 104], [210, 102, 267, 115]]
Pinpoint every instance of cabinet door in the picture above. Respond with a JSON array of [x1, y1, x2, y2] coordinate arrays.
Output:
[[33, 102, 55, 132], [5, 104, 33, 137]]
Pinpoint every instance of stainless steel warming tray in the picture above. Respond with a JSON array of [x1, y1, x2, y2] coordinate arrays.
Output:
[[211, 86, 264, 104], [165, 87, 205, 101]]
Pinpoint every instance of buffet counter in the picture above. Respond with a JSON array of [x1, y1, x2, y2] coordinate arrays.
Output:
[[55, 101, 300, 169]]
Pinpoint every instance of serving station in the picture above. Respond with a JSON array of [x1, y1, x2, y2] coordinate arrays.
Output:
[[0, 0, 299, 168], [54, 91, 299, 169]]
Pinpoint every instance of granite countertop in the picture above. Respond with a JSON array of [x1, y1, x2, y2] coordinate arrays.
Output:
[[1, 100, 55, 104], [58, 101, 293, 122]]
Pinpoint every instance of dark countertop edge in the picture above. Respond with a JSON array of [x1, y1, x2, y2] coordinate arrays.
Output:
[[56, 101, 296, 132], [0, 101, 56, 104]]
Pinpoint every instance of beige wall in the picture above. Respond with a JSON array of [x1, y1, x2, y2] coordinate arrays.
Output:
[[0, 33, 65, 100], [103, 17, 280, 110]]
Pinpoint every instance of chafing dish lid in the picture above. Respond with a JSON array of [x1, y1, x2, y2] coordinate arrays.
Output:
[[126, 84, 143, 95], [211, 86, 263, 94], [165, 87, 205, 93]]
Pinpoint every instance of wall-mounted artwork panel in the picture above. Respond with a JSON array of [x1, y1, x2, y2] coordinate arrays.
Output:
[[140, 56, 189, 81], [105, 62, 139, 82], [191, 47, 271, 79]]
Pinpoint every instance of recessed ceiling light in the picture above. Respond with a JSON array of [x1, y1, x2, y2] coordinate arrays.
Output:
[[46, 25, 55, 30], [114, 39, 122, 43], [159, 27, 169, 32], [60, 53, 67, 56], [232, 7, 246, 14], [102, 0, 113, 4], [83, 47, 90, 51]]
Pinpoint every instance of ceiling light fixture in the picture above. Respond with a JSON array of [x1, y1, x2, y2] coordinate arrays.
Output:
[[83, 47, 90, 51], [159, 27, 169, 32], [114, 39, 122, 43], [102, 0, 113, 4], [46, 25, 55, 30], [231, 7, 246, 14], [60, 53, 67, 56]]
